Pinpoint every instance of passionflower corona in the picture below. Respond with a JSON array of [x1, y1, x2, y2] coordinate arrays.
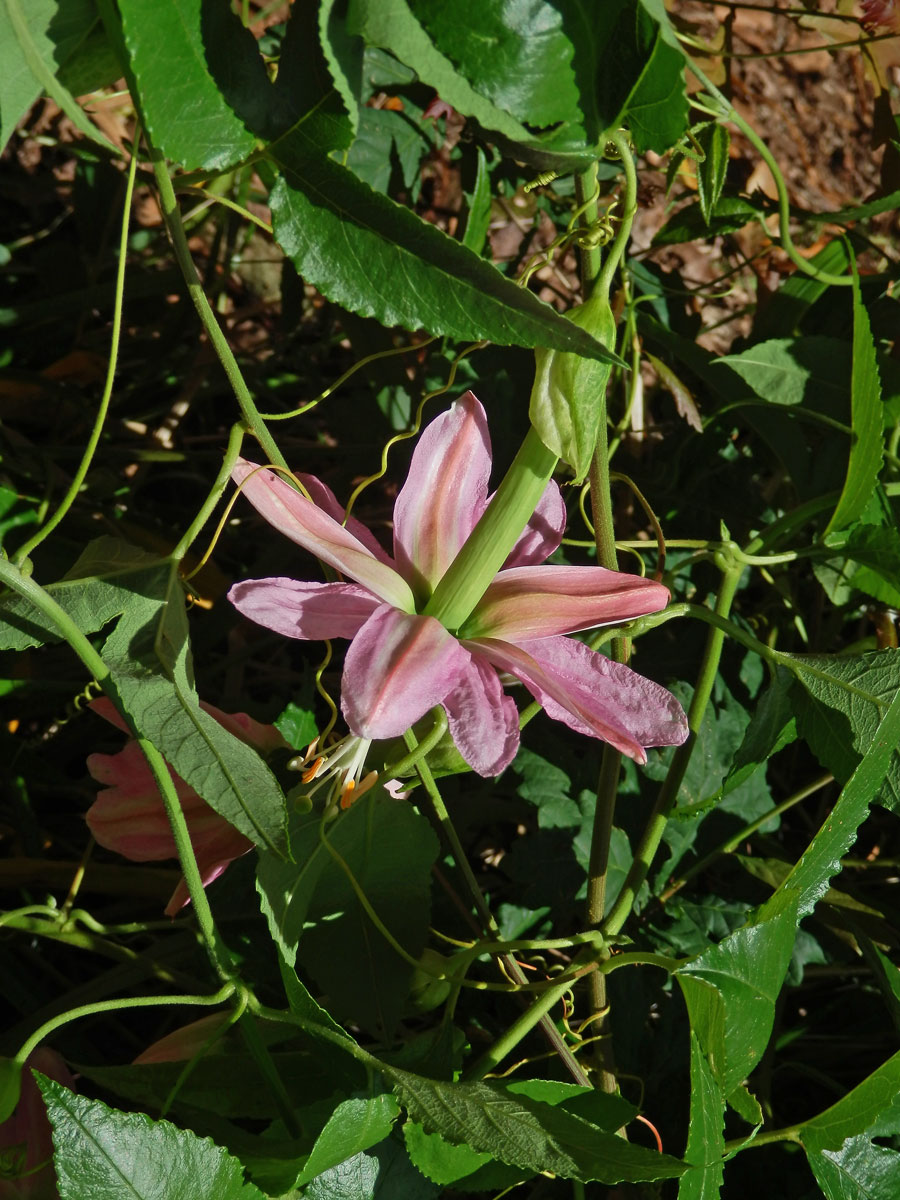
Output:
[[229, 393, 688, 776]]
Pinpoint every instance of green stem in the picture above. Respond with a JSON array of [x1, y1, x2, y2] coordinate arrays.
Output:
[[660, 772, 833, 902], [15, 138, 139, 566], [147, 143, 289, 468], [578, 133, 638, 1091], [382, 707, 449, 779], [688, 64, 850, 287], [171, 423, 245, 560], [0, 560, 234, 981], [405, 726, 590, 1086], [424, 428, 557, 631], [602, 561, 745, 937], [14, 985, 236, 1066], [464, 970, 594, 1081], [238, 1011, 302, 1138]]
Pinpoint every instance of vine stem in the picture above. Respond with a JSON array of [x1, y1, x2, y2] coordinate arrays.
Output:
[[14, 135, 140, 566], [14, 985, 237, 1068], [147, 141, 289, 469], [404, 726, 591, 1086], [601, 559, 745, 938], [0, 560, 234, 983], [579, 129, 639, 1092], [687, 60, 851, 287]]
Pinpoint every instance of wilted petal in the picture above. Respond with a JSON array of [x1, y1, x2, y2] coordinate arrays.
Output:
[[443, 657, 520, 776], [0, 1047, 75, 1199], [229, 578, 381, 641], [233, 459, 415, 612], [393, 392, 491, 595], [462, 566, 670, 641], [341, 604, 470, 739], [503, 478, 567, 568], [134, 1013, 234, 1064], [471, 635, 689, 763]]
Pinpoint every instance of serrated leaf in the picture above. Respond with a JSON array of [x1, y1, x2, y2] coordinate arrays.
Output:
[[267, 129, 621, 360], [807, 1135, 900, 1200], [298, 1095, 401, 1187], [696, 123, 730, 225], [403, 1119, 527, 1190], [117, 0, 269, 169], [410, 0, 580, 128], [389, 1070, 686, 1183], [38, 1076, 267, 1200], [678, 1030, 724, 1199], [0, 535, 161, 650], [825, 271, 884, 533], [319, 0, 364, 137], [99, 557, 288, 855], [347, 0, 540, 147], [258, 789, 439, 1037], [304, 1136, 438, 1200], [773, 686, 900, 918], [800, 1049, 900, 1154], [677, 889, 800, 1094], [786, 648, 900, 805]]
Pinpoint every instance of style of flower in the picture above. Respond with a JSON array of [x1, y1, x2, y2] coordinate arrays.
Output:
[[228, 393, 688, 776], [85, 699, 285, 916], [0, 1048, 74, 1200]]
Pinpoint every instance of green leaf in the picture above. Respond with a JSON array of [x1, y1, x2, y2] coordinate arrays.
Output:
[[653, 196, 763, 245], [410, 0, 580, 128], [677, 889, 800, 1094], [38, 1075, 267, 1200], [0, 538, 288, 852], [347, 0, 537, 148], [117, 0, 269, 169], [752, 240, 851, 341], [257, 788, 439, 1037], [678, 1031, 724, 1199], [100, 556, 288, 855], [616, 18, 688, 153], [786, 648, 900, 802], [1, 0, 116, 151], [718, 671, 797, 802], [800, 1049, 900, 1154], [298, 1095, 401, 1187], [274, 700, 318, 752], [806, 1135, 900, 1200], [825, 272, 884, 533], [79, 1046, 359, 1120], [696, 123, 730, 225], [0, 536, 161, 650], [304, 1136, 439, 1200], [772, 686, 900, 917], [267, 130, 622, 360], [403, 1119, 527, 1190], [319, 0, 364, 137], [0, 0, 116, 152], [389, 1069, 686, 1183], [461, 145, 492, 255], [716, 336, 850, 408], [345, 106, 431, 193]]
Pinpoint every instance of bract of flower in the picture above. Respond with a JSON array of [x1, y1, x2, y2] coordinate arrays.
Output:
[[229, 392, 689, 776], [85, 698, 284, 916]]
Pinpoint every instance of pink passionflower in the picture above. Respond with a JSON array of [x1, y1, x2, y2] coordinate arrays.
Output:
[[85, 698, 285, 916], [228, 393, 688, 776], [0, 1048, 75, 1200], [861, 0, 900, 31]]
